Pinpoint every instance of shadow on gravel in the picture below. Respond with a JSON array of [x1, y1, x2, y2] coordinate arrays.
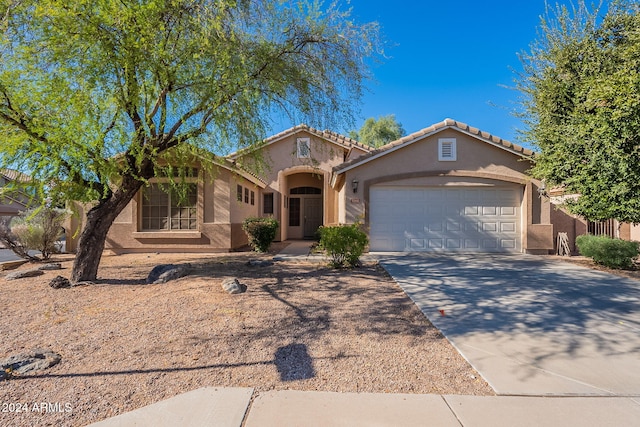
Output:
[[275, 343, 315, 381]]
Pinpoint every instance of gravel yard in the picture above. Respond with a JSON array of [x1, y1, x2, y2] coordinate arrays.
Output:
[[1, 248, 493, 427]]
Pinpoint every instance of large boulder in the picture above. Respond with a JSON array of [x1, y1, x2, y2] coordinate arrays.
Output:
[[146, 263, 191, 284]]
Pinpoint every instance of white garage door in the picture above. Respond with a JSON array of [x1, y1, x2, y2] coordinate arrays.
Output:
[[369, 186, 522, 252]]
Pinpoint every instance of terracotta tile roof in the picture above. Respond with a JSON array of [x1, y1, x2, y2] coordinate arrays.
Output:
[[333, 118, 534, 173], [0, 168, 31, 183], [228, 124, 372, 159]]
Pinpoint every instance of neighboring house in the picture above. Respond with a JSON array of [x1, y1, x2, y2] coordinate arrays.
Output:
[[69, 119, 558, 254], [0, 169, 32, 217]]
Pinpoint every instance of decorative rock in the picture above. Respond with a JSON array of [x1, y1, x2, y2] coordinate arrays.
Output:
[[49, 275, 72, 289], [5, 269, 44, 280], [0, 260, 28, 271], [146, 263, 191, 284], [222, 277, 246, 294], [38, 262, 62, 271], [247, 259, 273, 267], [1, 349, 61, 376]]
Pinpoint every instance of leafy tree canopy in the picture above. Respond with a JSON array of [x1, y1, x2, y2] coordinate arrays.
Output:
[[518, 0, 640, 223], [349, 114, 405, 147], [0, 0, 381, 281]]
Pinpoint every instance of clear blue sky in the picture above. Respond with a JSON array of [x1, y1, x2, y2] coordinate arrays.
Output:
[[325, 0, 578, 147]]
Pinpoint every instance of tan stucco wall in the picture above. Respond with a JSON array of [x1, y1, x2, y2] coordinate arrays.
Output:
[[239, 130, 350, 241], [550, 204, 587, 254], [96, 166, 260, 254], [338, 129, 554, 253]]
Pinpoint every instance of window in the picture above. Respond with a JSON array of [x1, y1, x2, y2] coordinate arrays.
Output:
[[142, 183, 197, 230], [263, 193, 274, 214], [237, 184, 243, 202], [250, 190, 255, 206], [244, 187, 249, 203], [438, 138, 457, 161], [290, 186, 321, 195], [289, 198, 301, 226], [297, 137, 311, 158]]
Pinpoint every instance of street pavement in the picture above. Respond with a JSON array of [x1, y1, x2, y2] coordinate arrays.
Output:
[[0, 248, 21, 263]]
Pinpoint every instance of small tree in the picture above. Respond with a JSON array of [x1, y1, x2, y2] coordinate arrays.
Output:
[[0, 208, 68, 261], [349, 115, 405, 148]]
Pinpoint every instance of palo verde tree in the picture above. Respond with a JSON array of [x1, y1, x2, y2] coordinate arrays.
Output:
[[349, 114, 405, 148], [0, 0, 380, 282], [517, 0, 640, 223]]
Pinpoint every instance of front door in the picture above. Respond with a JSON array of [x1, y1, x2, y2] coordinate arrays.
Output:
[[304, 198, 323, 238]]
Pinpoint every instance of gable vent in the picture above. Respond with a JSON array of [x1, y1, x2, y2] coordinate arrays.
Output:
[[438, 138, 457, 161]]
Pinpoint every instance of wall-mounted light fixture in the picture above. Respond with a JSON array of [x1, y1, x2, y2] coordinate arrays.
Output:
[[537, 180, 548, 198], [352, 179, 359, 194]]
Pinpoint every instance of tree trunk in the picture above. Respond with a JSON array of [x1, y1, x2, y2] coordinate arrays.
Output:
[[70, 177, 144, 283]]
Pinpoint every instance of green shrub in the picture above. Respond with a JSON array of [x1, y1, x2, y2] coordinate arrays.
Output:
[[242, 217, 279, 252], [318, 223, 368, 268], [1, 208, 68, 261], [576, 234, 639, 269]]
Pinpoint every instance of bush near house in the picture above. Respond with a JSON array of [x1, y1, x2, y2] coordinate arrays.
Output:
[[318, 223, 368, 268], [242, 217, 279, 253], [576, 234, 640, 269], [0, 208, 68, 261]]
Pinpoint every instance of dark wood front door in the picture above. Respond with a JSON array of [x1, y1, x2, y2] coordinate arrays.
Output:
[[303, 197, 323, 238]]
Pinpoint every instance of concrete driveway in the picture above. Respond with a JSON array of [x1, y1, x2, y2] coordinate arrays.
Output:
[[379, 254, 640, 397]]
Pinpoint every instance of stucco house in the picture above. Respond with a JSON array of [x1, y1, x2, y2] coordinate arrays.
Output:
[[0, 169, 33, 217], [69, 118, 558, 255]]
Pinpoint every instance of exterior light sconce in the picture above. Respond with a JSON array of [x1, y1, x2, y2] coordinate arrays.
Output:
[[538, 181, 548, 198], [352, 179, 359, 194]]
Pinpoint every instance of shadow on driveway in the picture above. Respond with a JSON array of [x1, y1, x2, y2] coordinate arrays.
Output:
[[379, 253, 640, 396]]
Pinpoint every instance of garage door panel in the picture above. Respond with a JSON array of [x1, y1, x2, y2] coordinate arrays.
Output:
[[501, 222, 516, 232], [483, 239, 499, 249], [429, 222, 443, 232], [501, 239, 517, 249], [446, 239, 462, 249], [464, 206, 479, 215], [428, 239, 444, 249], [482, 206, 497, 216], [464, 239, 480, 249], [501, 206, 517, 216], [370, 186, 521, 252]]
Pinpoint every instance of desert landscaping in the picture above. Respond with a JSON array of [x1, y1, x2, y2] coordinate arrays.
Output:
[[0, 244, 494, 427]]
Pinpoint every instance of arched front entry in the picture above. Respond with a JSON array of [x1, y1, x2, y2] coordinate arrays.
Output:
[[282, 171, 324, 240]]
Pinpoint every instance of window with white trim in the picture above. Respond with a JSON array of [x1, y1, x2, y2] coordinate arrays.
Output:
[[297, 137, 311, 158], [438, 138, 457, 161]]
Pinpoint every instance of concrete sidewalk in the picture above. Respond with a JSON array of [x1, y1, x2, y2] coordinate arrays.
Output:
[[89, 387, 640, 426]]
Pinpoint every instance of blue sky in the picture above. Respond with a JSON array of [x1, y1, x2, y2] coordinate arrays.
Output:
[[328, 0, 576, 148]]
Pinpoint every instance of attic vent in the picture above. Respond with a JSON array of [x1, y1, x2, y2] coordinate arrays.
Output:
[[438, 138, 457, 161], [297, 137, 311, 158]]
